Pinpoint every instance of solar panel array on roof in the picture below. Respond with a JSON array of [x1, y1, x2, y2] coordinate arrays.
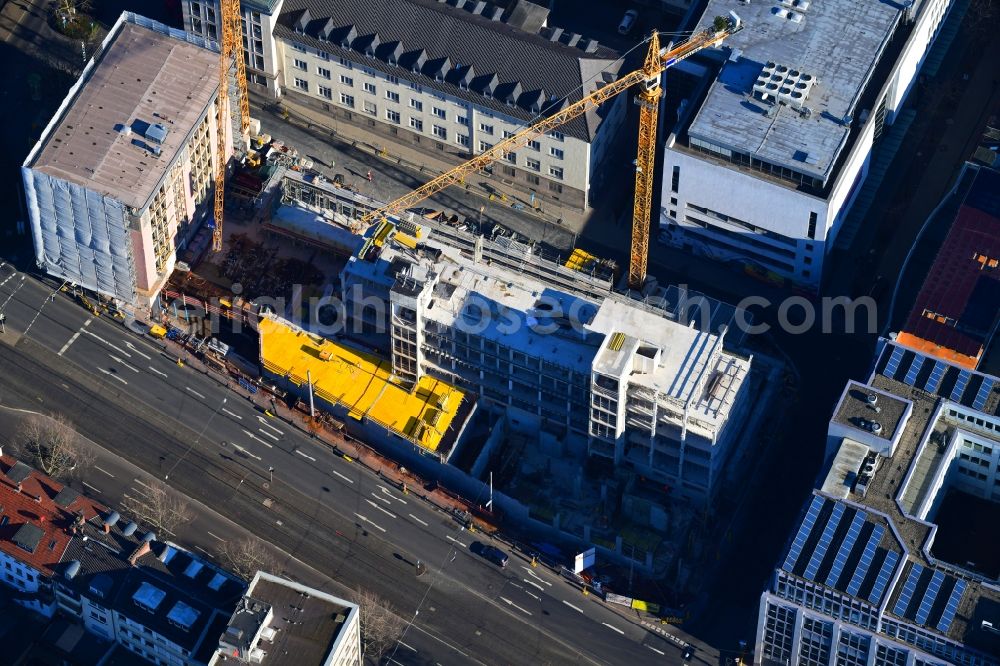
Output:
[[893, 562, 924, 617], [782, 495, 825, 573], [847, 524, 886, 596], [803, 502, 845, 581], [825, 510, 867, 587], [867, 549, 899, 604], [914, 570, 947, 626], [936, 579, 967, 633], [878, 342, 996, 408]]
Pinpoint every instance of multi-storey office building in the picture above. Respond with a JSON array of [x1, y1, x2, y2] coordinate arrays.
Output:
[[212, 571, 362, 665], [341, 220, 752, 502], [660, 0, 955, 290], [183, 0, 627, 212], [21, 12, 229, 310], [754, 338, 1000, 665]]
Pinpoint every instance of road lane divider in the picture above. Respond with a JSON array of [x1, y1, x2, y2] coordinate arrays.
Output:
[[148, 365, 168, 378], [602, 623, 624, 635], [408, 514, 429, 527], [562, 600, 584, 613], [295, 449, 317, 462], [242, 429, 272, 448], [354, 513, 387, 533], [108, 354, 140, 373], [94, 466, 115, 478], [222, 407, 243, 420], [364, 499, 397, 519], [445, 535, 466, 548], [499, 596, 533, 616], [98, 368, 127, 385], [58, 318, 92, 356], [258, 428, 280, 441], [185, 386, 206, 400], [331, 469, 354, 484]]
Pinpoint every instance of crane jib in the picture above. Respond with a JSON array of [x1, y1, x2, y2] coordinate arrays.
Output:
[[664, 58, 677, 67]]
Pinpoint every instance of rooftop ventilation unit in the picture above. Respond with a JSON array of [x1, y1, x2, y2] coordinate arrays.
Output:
[[752, 62, 816, 110]]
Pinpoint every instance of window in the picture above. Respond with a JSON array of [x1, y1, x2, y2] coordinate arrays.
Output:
[[318, 85, 332, 100], [386, 109, 400, 124], [671, 165, 680, 193], [339, 74, 352, 86], [548, 130, 564, 142], [502, 166, 515, 177], [293, 59, 307, 71], [549, 166, 564, 180], [503, 130, 515, 139], [409, 81, 421, 92], [293, 78, 308, 92], [433, 107, 446, 119], [550, 147, 564, 160], [456, 134, 470, 147], [364, 101, 377, 115], [527, 174, 540, 185], [339, 57, 352, 69], [504, 151, 516, 164], [549, 182, 563, 193], [291, 42, 306, 53], [807, 212, 818, 239], [340, 93, 355, 108], [314, 67, 330, 79], [410, 117, 424, 131], [386, 90, 400, 102], [433, 125, 447, 139], [386, 74, 399, 85], [527, 140, 540, 151], [457, 115, 469, 126], [525, 158, 540, 172], [479, 123, 494, 135], [363, 82, 376, 94], [410, 99, 423, 111], [479, 140, 493, 153]]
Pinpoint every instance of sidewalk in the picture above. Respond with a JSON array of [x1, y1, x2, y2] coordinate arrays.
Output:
[[259, 95, 590, 234]]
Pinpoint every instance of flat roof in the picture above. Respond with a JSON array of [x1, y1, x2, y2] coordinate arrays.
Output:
[[26, 15, 219, 210], [687, 0, 900, 182], [831, 380, 910, 444], [899, 166, 1000, 368], [258, 316, 468, 453]]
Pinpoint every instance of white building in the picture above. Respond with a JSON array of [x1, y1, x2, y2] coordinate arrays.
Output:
[[22, 12, 229, 310], [212, 571, 361, 666], [660, 0, 955, 290], [182, 0, 627, 212], [341, 217, 753, 502], [754, 339, 1000, 665]]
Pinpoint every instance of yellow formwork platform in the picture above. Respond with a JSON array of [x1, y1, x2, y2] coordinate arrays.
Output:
[[258, 317, 465, 452]]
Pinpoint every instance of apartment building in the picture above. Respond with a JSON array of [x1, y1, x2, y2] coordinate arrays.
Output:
[[212, 571, 362, 666], [185, 0, 285, 96], [182, 0, 627, 212], [660, 0, 955, 290], [756, 338, 1000, 665], [22, 12, 229, 310], [341, 218, 752, 501]]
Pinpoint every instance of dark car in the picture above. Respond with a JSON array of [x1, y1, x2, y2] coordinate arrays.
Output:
[[470, 542, 508, 568]]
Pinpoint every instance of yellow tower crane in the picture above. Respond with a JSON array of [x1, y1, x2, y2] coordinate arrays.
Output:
[[357, 13, 742, 288], [213, 0, 251, 252]]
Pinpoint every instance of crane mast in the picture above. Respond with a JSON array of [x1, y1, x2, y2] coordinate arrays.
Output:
[[213, 0, 251, 253], [357, 14, 742, 285]]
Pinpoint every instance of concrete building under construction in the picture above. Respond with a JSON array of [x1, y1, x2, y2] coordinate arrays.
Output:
[[21, 13, 230, 310]]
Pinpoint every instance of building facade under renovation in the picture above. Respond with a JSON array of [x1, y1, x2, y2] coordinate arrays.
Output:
[[341, 219, 753, 502], [21, 13, 228, 310]]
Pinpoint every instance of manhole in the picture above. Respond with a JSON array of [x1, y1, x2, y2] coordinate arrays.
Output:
[[263, 482, 270, 490]]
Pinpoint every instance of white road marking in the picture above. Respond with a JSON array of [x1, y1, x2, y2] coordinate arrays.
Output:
[[524, 590, 541, 601], [222, 408, 243, 420], [148, 365, 168, 378], [232, 444, 261, 461], [523, 578, 545, 592], [242, 429, 272, 448], [109, 354, 140, 373], [364, 499, 397, 518], [445, 535, 466, 548], [354, 513, 387, 533], [185, 386, 206, 400], [207, 531, 225, 542], [562, 600, 584, 613], [499, 596, 533, 616], [522, 567, 553, 586], [124, 341, 152, 359], [295, 449, 317, 462], [98, 368, 127, 385], [646, 646, 665, 656], [133, 478, 153, 490], [194, 545, 211, 556], [82, 481, 101, 493], [371, 492, 392, 505], [82, 329, 131, 356], [397, 641, 417, 653], [58, 319, 92, 355], [331, 469, 354, 484], [380, 485, 408, 504], [408, 513, 429, 526], [258, 428, 280, 441], [94, 466, 115, 478], [409, 625, 473, 658], [602, 623, 624, 635], [257, 417, 284, 435]]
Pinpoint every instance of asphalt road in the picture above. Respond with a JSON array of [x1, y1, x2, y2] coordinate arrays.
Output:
[[0, 264, 690, 665]]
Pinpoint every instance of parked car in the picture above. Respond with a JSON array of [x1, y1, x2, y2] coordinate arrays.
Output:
[[470, 542, 508, 568], [618, 9, 638, 35]]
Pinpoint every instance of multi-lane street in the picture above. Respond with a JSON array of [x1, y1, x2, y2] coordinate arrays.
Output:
[[0, 263, 695, 665]]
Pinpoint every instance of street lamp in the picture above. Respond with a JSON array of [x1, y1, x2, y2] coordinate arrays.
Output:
[[268, 466, 274, 484]]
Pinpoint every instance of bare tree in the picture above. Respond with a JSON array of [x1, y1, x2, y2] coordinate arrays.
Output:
[[13, 413, 95, 481], [221, 537, 277, 581], [353, 588, 405, 661], [121, 480, 194, 536], [56, 0, 93, 16]]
